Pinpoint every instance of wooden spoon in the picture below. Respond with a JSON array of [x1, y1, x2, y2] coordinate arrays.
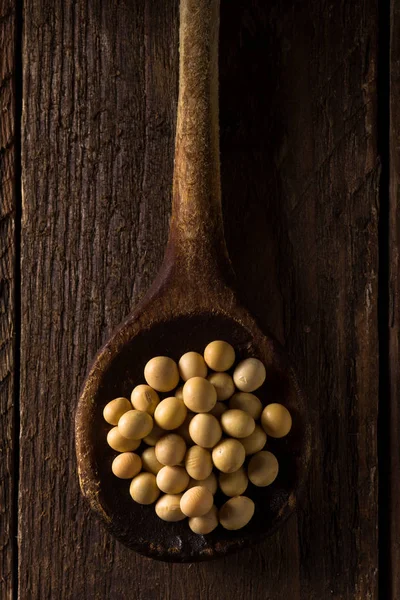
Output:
[[76, 0, 311, 562]]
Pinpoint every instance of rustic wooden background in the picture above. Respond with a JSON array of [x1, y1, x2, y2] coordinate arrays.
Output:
[[1, 0, 399, 598]]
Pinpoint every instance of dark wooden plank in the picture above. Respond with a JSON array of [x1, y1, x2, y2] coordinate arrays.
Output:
[[0, 1, 16, 598], [20, 1, 379, 599], [389, 0, 400, 596], [220, 3, 379, 598]]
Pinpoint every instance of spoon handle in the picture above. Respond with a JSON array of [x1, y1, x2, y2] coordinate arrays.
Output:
[[165, 0, 234, 285]]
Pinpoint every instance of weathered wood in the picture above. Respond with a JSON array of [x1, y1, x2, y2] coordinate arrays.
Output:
[[389, 0, 400, 596], [0, 1, 16, 598], [20, 0, 379, 598], [170, 0, 230, 279], [220, 3, 379, 598]]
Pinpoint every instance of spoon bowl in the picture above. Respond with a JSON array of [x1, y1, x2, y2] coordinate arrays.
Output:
[[76, 289, 309, 561], [76, 0, 311, 562]]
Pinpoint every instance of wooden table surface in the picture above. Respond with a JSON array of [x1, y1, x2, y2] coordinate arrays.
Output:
[[1, 0, 399, 598]]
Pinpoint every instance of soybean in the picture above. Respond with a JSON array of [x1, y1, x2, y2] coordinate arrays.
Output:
[[207, 372, 235, 401], [156, 465, 190, 494], [248, 451, 279, 487], [155, 434, 187, 466], [189, 413, 222, 448], [131, 385, 160, 415], [261, 403, 292, 438], [185, 445, 213, 480], [180, 486, 214, 517], [183, 377, 217, 413], [229, 392, 263, 420], [178, 352, 208, 381], [189, 505, 218, 534], [212, 439, 245, 473], [144, 356, 179, 392], [112, 452, 142, 479], [107, 427, 141, 452], [240, 425, 267, 455], [141, 446, 163, 475], [155, 494, 186, 522], [219, 496, 255, 530], [204, 341, 235, 372], [103, 397, 132, 425], [118, 410, 153, 440], [233, 358, 266, 392], [220, 409, 255, 439], [129, 472, 160, 505], [219, 467, 248, 497], [154, 396, 187, 430]]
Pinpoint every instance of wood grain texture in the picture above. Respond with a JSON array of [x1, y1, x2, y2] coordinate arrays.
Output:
[[389, 0, 400, 596], [0, 1, 16, 598], [20, 0, 379, 598], [171, 0, 228, 275]]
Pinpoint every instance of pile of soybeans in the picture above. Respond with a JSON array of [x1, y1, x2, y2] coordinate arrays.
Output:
[[103, 341, 292, 534]]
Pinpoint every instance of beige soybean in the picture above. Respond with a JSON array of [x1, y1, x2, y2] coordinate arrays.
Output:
[[212, 439, 245, 473], [130, 384, 160, 415], [178, 352, 208, 381], [174, 386, 184, 401], [144, 356, 179, 392], [219, 496, 255, 530], [186, 472, 218, 495], [180, 486, 214, 517], [219, 467, 248, 497], [175, 412, 194, 445], [233, 358, 266, 392], [141, 446, 163, 475], [155, 494, 186, 522], [229, 392, 263, 420], [143, 424, 165, 446], [209, 401, 228, 418], [248, 450, 279, 487], [112, 452, 142, 479], [220, 409, 255, 439], [129, 472, 160, 505], [183, 377, 217, 413], [204, 340, 235, 372], [261, 403, 292, 438], [103, 397, 132, 425], [189, 413, 222, 448], [207, 372, 235, 401], [107, 427, 141, 452], [185, 445, 213, 480], [154, 396, 187, 430], [240, 425, 267, 455], [155, 434, 187, 466], [156, 466, 190, 494], [189, 505, 218, 534], [118, 410, 153, 440]]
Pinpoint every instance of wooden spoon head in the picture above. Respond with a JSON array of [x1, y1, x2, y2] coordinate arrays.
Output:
[[76, 282, 311, 562]]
